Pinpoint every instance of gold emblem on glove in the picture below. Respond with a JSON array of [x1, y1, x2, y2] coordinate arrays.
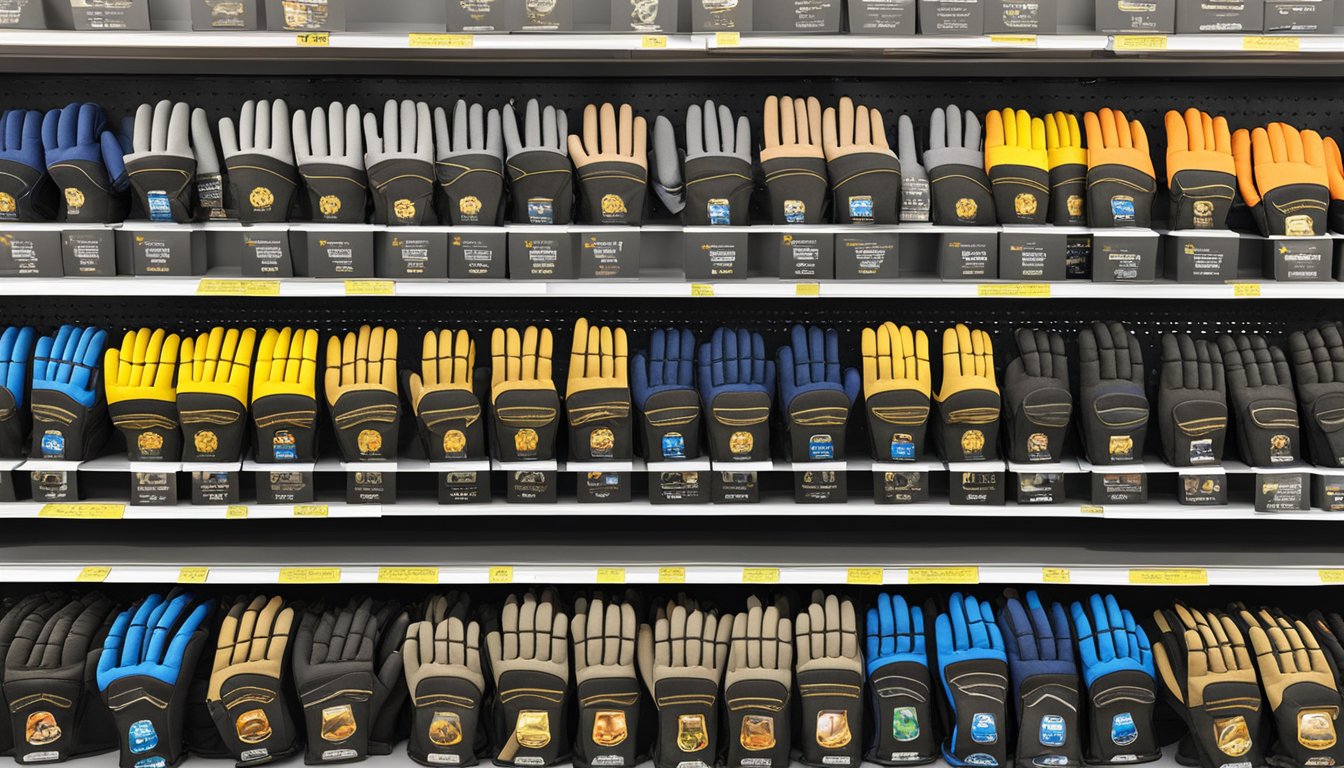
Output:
[[460, 196, 483, 216], [677, 714, 709, 752], [1067, 195, 1083, 217], [960, 429, 985, 454], [955, 197, 978, 221], [236, 708, 273, 744], [1193, 200, 1215, 228], [1014, 193, 1038, 217], [816, 710, 852, 749], [601, 194, 627, 215], [515, 710, 551, 748], [590, 428, 615, 453], [737, 714, 774, 751], [515, 428, 539, 453], [25, 712, 59, 746], [357, 429, 383, 454], [319, 195, 342, 216], [195, 430, 219, 454], [729, 431, 754, 455], [250, 187, 275, 210], [784, 200, 806, 218], [65, 187, 85, 210], [1027, 432, 1049, 456], [1298, 710, 1337, 750], [321, 704, 356, 742], [1109, 435, 1133, 458], [592, 710, 627, 747], [1214, 715, 1251, 757], [138, 432, 164, 453], [443, 429, 467, 455], [1286, 214, 1316, 237], [394, 199, 417, 220], [0, 192, 16, 213], [429, 711, 463, 746]]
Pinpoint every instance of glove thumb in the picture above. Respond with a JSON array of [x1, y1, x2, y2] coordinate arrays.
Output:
[[843, 367, 861, 405], [101, 130, 128, 191]]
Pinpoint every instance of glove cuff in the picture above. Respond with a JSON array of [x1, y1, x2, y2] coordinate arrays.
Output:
[[1163, 397, 1227, 467], [573, 677, 639, 768], [796, 668, 863, 767], [126, 154, 198, 223], [682, 154, 753, 226], [940, 658, 1009, 768], [1048, 163, 1087, 225], [1082, 390, 1150, 465], [565, 387, 633, 461], [208, 672, 300, 767], [367, 157, 436, 226], [1177, 680, 1263, 768], [1006, 384, 1071, 463], [1014, 673, 1083, 767], [827, 151, 901, 225], [785, 388, 852, 462], [934, 391, 1001, 462], [0, 158, 57, 222], [5, 673, 102, 763], [177, 392, 248, 462], [762, 155, 829, 225], [506, 150, 573, 225], [408, 675, 483, 768], [492, 669, 569, 767], [297, 669, 375, 764], [437, 153, 505, 226], [651, 677, 718, 768], [31, 389, 106, 461], [49, 158, 125, 223], [574, 160, 647, 225], [414, 387, 487, 461], [867, 660, 936, 766], [109, 398, 183, 461], [491, 389, 560, 461], [724, 678, 790, 768], [1086, 164, 1155, 228], [1256, 184, 1330, 237], [866, 390, 930, 462], [639, 388, 702, 461], [251, 393, 319, 463], [329, 389, 401, 462], [105, 673, 195, 768], [989, 164, 1049, 226], [226, 153, 299, 223], [928, 163, 996, 226], [1169, 168, 1236, 230], [1085, 669, 1158, 764], [299, 162, 369, 224], [706, 390, 772, 462]]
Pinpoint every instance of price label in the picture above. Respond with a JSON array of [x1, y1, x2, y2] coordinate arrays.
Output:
[[378, 567, 440, 584], [742, 567, 780, 584], [1244, 35, 1299, 52], [978, 283, 1051, 298], [690, 283, 715, 297], [225, 505, 249, 519], [908, 566, 980, 584], [1129, 568, 1208, 585], [296, 32, 329, 46], [38, 503, 124, 519], [1320, 569, 1344, 584], [293, 505, 329, 518], [1233, 283, 1262, 298], [658, 567, 686, 583], [846, 567, 884, 585], [177, 567, 210, 584], [278, 567, 341, 583], [641, 34, 668, 48], [715, 31, 741, 46], [990, 34, 1036, 46], [1080, 504, 1104, 515], [488, 566, 514, 584], [345, 280, 395, 296], [596, 567, 626, 584], [1113, 35, 1167, 51], [197, 279, 281, 297], [1042, 567, 1071, 584], [409, 33, 474, 48], [795, 283, 821, 297], [76, 566, 110, 583]]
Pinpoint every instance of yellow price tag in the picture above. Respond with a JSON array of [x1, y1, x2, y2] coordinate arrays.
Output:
[[409, 33, 474, 48], [296, 32, 329, 46], [177, 567, 210, 584], [742, 567, 780, 584], [690, 283, 715, 297], [658, 567, 686, 584], [489, 566, 514, 584], [1080, 504, 1104, 515], [1129, 568, 1209, 585], [76, 566, 110, 583], [1321, 570, 1344, 584], [225, 505, 249, 519], [196, 279, 280, 297], [846, 567, 884, 585], [716, 31, 741, 46], [596, 567, 626, 584], [345, 280, 395, 296], [278, 567, 342, 584], [1244, 35, 1299, 52], [795, 283, 821, 297], [1113, 35, 1167, 51], [642, 34, 668, 48], [978, 283, 1051, 298], [38, 503, 124, 519], [378, 567, 440, 584], [1233, 283, 1262, 298], [990, 34, 1036, 46], [1042, 567, 1071, 584], [293, 504, 329, 518], [908, 566, 980, 584]]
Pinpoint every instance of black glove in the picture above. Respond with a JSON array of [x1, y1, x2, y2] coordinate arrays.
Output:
[[0, 594, 64, 756], [1158, 333, 1227, 467], [206, 596, 300, 767], [1218, 334, 1301, 467], [368, 603, 409, 756], [1078, 322, 1149, 465], [1003, 329, 1071, 463], [503, 99, 573, 225], [1289, 324, 1344, 468]]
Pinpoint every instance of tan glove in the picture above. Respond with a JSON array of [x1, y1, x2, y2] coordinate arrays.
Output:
[[637, 599, 732, 768], [724, 597, 792, 768]]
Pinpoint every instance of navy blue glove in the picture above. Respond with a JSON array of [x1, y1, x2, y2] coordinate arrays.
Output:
[[0, 109, 56, 221], [30, 325, 108, 461], [632, 327, 701, 461], [0, 326, 36, 457], [935, 593, 1008, 768], [866, 594, 935, 766], [778, 324, 860, 462], [1071, 594, 1159, 765], [997, 591, 1082, 767], [42, 103, 130, 223], [697, 327, 774, 462]]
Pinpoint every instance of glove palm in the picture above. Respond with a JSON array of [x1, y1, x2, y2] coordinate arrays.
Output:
[[177, 327, 255, 462]]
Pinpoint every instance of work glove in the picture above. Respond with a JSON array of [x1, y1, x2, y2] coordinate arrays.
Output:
[[485, 591, 570, 767], [571, 596, 638, 768], [1003, 328, 1071, 464], [124, 100, 220, 223], [1045, 111, 1086, 225], [30, 325, 108, 461], [324, 325, 400, 462], [490, 325, 559, 462], [1084, 108, 1155, 228], [567, 103, 647, 225], [1289, 323, 1344, 467], [933, 325, 999, 462], [760, 95, 828, 225], [404, 594, 483, 768], [0, 594, 67, 757], [865, 594, 934, 766], [1217, 333, 1300, 467], [293, 102, 367, 223], [1071, 595, 1158, 764], [1078, 322, 1149, 466], [1158, 332, 1227, 467], [724, 596, 791, 768], [41, 102, 129, 223], [565, 318, 632, 461], [364, 100, 435, 226], [250, 327, 319, 463], [631, 327, 701, 461], [207, 595, 299, 767], [503, 99, 573, 225], [778, 324, 860, 463], [696, 327, 774, 463], [1327, 138, 1344, 234], [996, 591, 1081, 768], [220, 99, 298, 223], [985, 108, 1048, 225], [368, 604, 409, 756], [1165, 109, 1235, 230], [934, 593, 1008, 768], [177, 327, 256, 463], [0, 326, 36, 459], [897, 115, 931, 223], [97, 592, 215, 768], [862, 323, 930, 463], [105, 328, 181, 462], [407, 329, 484, 462], [651, 100, 752, 226], [822, 97, 900, 224], [1233, 122, 1330, 237], [433, 99, 504, 226], [795, 593, 863, 768], [924, 105, 995, 226], [637, 599, 730, 768], [0, 109, 56, 221]]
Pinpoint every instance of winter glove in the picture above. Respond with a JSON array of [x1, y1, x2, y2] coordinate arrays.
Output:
[[490, 325, 559, 462], [1045, 111, 1086, 225], [324, 325, 400, 462], [822, 97, 900, 224], [935, 593, 1008, 768], [571, 596, 639, 768], [637, 599, 730, 768], [42, 102, 129, 223], [1158, 332, 1227, 467], [565, 318, 632, 461], [177, 327, 256, 463], [0, 594, 66, 757], [364, 100, 435, 226], [30, 325, 108, 461], [697, 327, 775, 463], [0, 109, 56, 221], [933, 325, 999, 462], [403, 594, 483, 768], [997, 591, 1081, 768], [503, 99, 573, 225], [724, 596, 791, 768], [1003, 328, 1071, 464], [1233, 122, 1329, 237], [105, 328, 181, 461], [124, 100, 220, 223], [865, 594, 934, 766], [293, 102, 367, 223], [1084, 108, 1155, 228], [567, 103, 647, 225], [1217, 333, 1300, 467], [985, 108, 1048, 225], [760, 95, 828, 225], [1078, 322, 1149, 466], [250, 327, 319, 463], [862, 323, 930, 463], [434, 100, 504, 226], [777, 324, 860, 463], [0, 326, 36, 459], [924, 105, 995, 226], [1071, 595, 1158, 765], [220, 99, 298, 223], [795, 593, 863, 768], [485, 591, 570, 767], [651, 101, 752, 226], [631, 327, 701, 461], [1327, 138, 1344, 234], [407, 329, 484, 462], [1288, 323, 1344, 467], [207, 595, 299, 767], [1165, 109, 1235, 230], [897, 115, 931, 223]]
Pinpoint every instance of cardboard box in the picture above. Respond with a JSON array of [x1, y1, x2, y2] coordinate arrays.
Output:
[[347, 470, 394, 504], [375, 227, 447, 279], [1265, 237, 1331, 281], [650, 469, 711, 504], [1178, 471, 1228, 505], [1090, 471, 1147, 504], [193, 0, 262, 29], [848, 0, 917, 33], [0, 0, 45, 28], [1163, 231, 1239, 283], [0, 224, 62, 277], [450, 229, 507, 279], [794, 469, 846, 502], [1264, 0, 1332, 31], [1090, 231, 1158, 282], [287, 226, 374, 278], [1094, 0, 1175, 31], [576, 471, 632, 502], [998, 229, 1066, 280], [684, 229, 747, 280], [756, 0, 840, 31], [255, 470, 314, 504], [1015, 470, 1065, 504], [242, 228, 294, 278], [506, 469, 557, 503], [120, 225, 207, 276], [937, 230, 998, 279], [265, 0, 345, 30], [30, 470, 76, 502], [613, 0, 679, 31], [132, 471, 178, 506], [438, 470, 490, 504], [579, 229, 640, 278], [1256, 471, 1309, 511], [691, 0, 752, 31], [61, 226, 117, 276], [508, 229, 575, 279], [190, 471, 240, 505], [777, 231, 834, 280], [1313, 473, 1344, 511], [71, 0, 150, 29], [919, 0, 984, 34], [874, 469, 930, 504], [835, 232, 899, 279], [950, 469, 1005, 505], [712, 470, 759, 503], [1176, 0, 1263, 32], [519, 0, 574, 29], [448, 0, 513, 31], [985, 0, 1058, 33]]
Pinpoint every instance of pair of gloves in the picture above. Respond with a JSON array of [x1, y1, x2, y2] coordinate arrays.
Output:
[[0, 103, 132, 223]]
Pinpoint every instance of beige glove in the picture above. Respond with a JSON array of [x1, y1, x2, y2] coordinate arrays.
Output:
[[724, 597, 792, 768], [567, 103, 648, 224], [324, 324, 400, 462], [796, 592, 864, 768], [404, 593, 484, 767], [485, 591, 570, 767], [822, 97, 900, 224], [207, 595, 299, 765], [572, 595, 640, 768], [760, 95, 827, 225], [637, 599, 732, 768]]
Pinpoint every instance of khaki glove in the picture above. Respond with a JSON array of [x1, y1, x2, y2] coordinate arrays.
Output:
[[822, 97, 900, 224], [207, 595, 299, 767], [565, 318, 631, 461], [177, 327, 256, 462], [408, 329, 484, 461], [491, 326, 559, 462], [105, 327, 181, 461], [796, 592, 863, 768], [567, 103, 648, 225], [485, 591, 570, 767], [761, 95, 828, 225], [571, 596, 639, 768], [637, 599, 731, 768], [324, 325, 400, 462], [404, 593, 484, 767], [933, 325, 1000, 462], [724, 597, 792, 768]]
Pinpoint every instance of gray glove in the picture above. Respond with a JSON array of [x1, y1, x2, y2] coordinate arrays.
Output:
[[434, 100, 505, 226], [364, 99, 436, 226], [503, 99, 573, 225], [653, 100, 753, 226], [293, 101, 367, 224], [923, 105, 995, 226], [897, 114, 930, 223], [220, 99, 298, 223], [1078, 322, 1149, 465], [124, 100, 221, 222], [724, 596, 791, 768]]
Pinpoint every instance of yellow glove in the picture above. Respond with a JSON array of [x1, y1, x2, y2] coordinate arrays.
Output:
[[177, 327, 255, 462], [1045, 111, 1086, 224], [324, 325, 399, 462], [251, 327, 319, 463], [491, 325, 559, 461], [861, 322, 931, 461], [408, 329, 483, 461], [985, 108, 1048, 225], [565, 318, 631, 461], [934, 324, 1000, 461], [105, 327, 181, 461]]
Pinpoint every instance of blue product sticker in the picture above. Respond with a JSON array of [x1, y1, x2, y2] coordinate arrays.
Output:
[[135, 759, 166, 768], [963, 754, 998, 767], [708, 198, 731, 226], [662, 433, 686, 460], [272, 430, 297, 461], [808, 435, 834, 460], [1033, 757, 1070, 767], [147, 191, 173, 222], [1109, 196, 1135, 224], [40, 432, 64, 457], [1039, 714, 1066, 747], [128, 720, 158, 754], [971, 713, 998, 744], [849, 195, 874, 222], [527, 199, 554, 225], [1111, 712, 1137, 746], [890, 440, 915, 460], [784, 199, 806, 224]]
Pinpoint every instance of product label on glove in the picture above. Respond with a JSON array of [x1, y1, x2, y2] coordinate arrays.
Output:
[[23, 752, 59, 763], [321, 750, 358, 762], [784, 199, 808, 224], [890, 435, 915, 460], [134, 759, 166, 768], [1039, 714, 1066, 747], [809, 434, 835, 460], [1109, 196, 1135, 225], [971, 713, 998, 744], [146, 191, 174, 222], [708, 198, 731, 226], [39, 431, 64, 457], [1110, 713, 1137, 746], [893, 707, 919, 741], [661, 433, 686, 459], [128, 720, 158, 754], [527, 199, 554, 224], [848, 195, 875, 223], [900, 179, 931, 222]]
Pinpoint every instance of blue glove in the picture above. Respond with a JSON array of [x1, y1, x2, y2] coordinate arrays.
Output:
[[632, 327, 701, 461], [0, 326, 36, 457], [1070, 594, 1158, 765], [42, 102, 130, 222], [997, 591, 1081, 767], [0, 109, 56, 221], [697, 326, 774, 462], [935, 593, 1008, 768], [778, 324, 860, 462], [865, 594, 935, 765], [30, 324, 108, 460]]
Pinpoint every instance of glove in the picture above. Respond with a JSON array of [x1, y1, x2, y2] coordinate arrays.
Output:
[[250, 327, 319, 463], [651, 101, 752, 226], [1078, 322, 1149, 466], [124, 100, 220, 223], [934, 593, 1008, 768], [220, 99, 298, 223], [1045, 111, 1086, 225], [177, 328, 256, 463], [404, 595, 483, 768], [433, 100, 504, 226], [696, 327, 775, 463], [996, 591, 1081, 768], [42, 103, 129, 223], [795, 593, 863, 768], [1158, 332, 1227, 467], [1289, 324, 1344, 467], [324, 325, 400, 462], [567, 103, 647, 225], [631, 327, 701, 461], [1071, 595, 1158, 764], [1233, 122, 1329, 237], [778, 324, 860, 463], [1084, 108, 1155, 228], [571, 596, 639, 768], [407, 329, 484, 462], [1326, 138, 1344, 233], [0, 594, 64, 757], [97, 592, 215, 768], [293, 102, 367, 223], [862, 323, 930, 463], [897, 115, 931, 223], [933, 325, 999, 462], [923, 105, 995, 226], [0, 326, 36, 458], [1165, 109, 1235, 230], [0, 109, 56, 221], [363, 100, 435, 226], [724, 596, 791, 768], [30, 325, 108, 461], [207, 595, 299, 767], [485, 592, 570, 767], [637, 599, 730, 768], [1002, 328, 1071, 464], [368, 603, 409, 756], [1217, 333, 1300, 467], [985, 108, 1048, 225], [490, 326, 559, 462], [760, 95, 828, 225], [865, 594, 934, 766], [104, 328, 181, 462], [822, 98, 900, 224], [565, 318, 632, 461], [503, 99, 573, 225]]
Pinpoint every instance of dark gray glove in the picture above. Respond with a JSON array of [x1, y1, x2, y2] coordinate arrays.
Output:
[[1218, 333, 1300, 467], [503, 99, 573, 225], [897, 115, 930, 223], [1289, 324, 1344, 468], [1158, 333, 1226, 467], [1003, 328, 1071, 464], [1078, 322, 1149, 465], [652, 100, 753, 226], [363, 100, 436, 226]]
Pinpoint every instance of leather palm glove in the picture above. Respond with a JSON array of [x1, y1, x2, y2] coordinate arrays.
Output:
[[491, 326, 558, 462], [865, 594, 934, 766], [1326, 138, 1344, 233], [1158, 332, 1227, 467], [1289, 324, 1344, 467], [293, 102, 367, 223], [434, 99, 505, 226], [778, 324, 860, 463], [105, 328, 181, 461], [503, 99, 572, 225], [996, 591, 1081, 768], [1166, 109, 1235, 230], [565, 318, 632, 461], [364, 100, 436, 226], [571, 596, 638, 768], [1071, 594, 1158, 765], [822, 97, 900, 224], [124, 100, 220, 223], [1003, 328, 1071, 464], [924, 105, 995, 226], [1084, 108, 1155, 228], [251, 327, 319, 463], [934, 593, 1008, 768], [207, 595, 299, 767], [637, 599, 731, 768], [631, 327, 701, 461], [0, 108, 57, 221], [933, 325, 999, 462], [697, 327, 774, 463], [1078, 322, 1149, 466], [862, 323, 930, 462], [897, 114, 931, 223], [567, 103, 647, 225], [761, 95, 828, 225], [42, 102, 129, 223], [220, 99, 298, 222], [30, 325, 108, 461], [1217, 333, 1300, 467], [1233, 122, 1330, 237], [0, 326, 37, 458], [407, 329, 484, 461], [324, 325, 400, 462], [403, 594, 483, 768], [177, 327, 256, 462], [1045, 111, 1086, 225], [485, 591, 570, 768], [724, 596, 791, 768], [796, 593, 863, 768], [985, 108, 1049, 225], [651, 100, 752, 226]]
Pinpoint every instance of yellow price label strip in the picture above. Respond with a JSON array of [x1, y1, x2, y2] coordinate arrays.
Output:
[[1113, 35, 1167, 51], [715, 31, 741, 46], [1129, 568, 1208, 585], [225, 505, 248, 519], [278, 567, 341, 584], [197, 279, 281, 297], [293, 505, 329, 518], [1080, 504, 1104, 515], [742, 567, 780, 584], [978, 283, 1051, 298], [488, 566, 514, 584], [641, 34, 667, 48], [596, 567, 626, 584], [690, 283, 715, 297], [409, 33, 474, 48], [990, 34, 1036, 46], [296, 32, 329, 46], [1232, 283, 1262, 298], [76, 566, 110, 583], [38, 503, 124, 519], [345, 280, 395, 296], [1321, 570, 1344, 584], [1042, 567, 1071, 584], [658, 567, 686, 584], [378, 567, 440, 584], [908, 566, 980, 584], [795, 283, 821, 297], [177, 567, 210, 584], [846, 567, 884, 585], [1244, 35, 1299, 52]]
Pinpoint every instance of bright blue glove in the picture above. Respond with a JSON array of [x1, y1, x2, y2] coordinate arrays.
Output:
[[697, 326, 774, 462], [935, 593, 1008, 768], [30, 324, 108, 460], [0, 109, 56, 221], [1070, 594, 1158, 765], [631, 327, 701, 460], [778, 324, 861, 462], [0, 326, 36, 458], [865, 594, 935, 765], [42, 102, 130, 222], [997, 591, 1081, 767]]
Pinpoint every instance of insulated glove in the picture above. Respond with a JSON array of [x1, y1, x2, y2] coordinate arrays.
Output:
[[724, 596, 791, 768], [897, 115, 931, 223], [924, 105, 995, 226], [434, 99, 505, 226], [651, 101, 752, 226], [1233, 122, 1330, 237], [490, 325, 559, 462], [207, 595, 299, 767], [935, 593, 1008, 768], [176, 327, 256, 463], [1166, 109, 1235, 230], [1289, 323, 1344, 467], [251, 327, 319, 463], [795, 593, 863, 768], [105, 328, 181, 462], [368, 604, 409, 756], [407, 329, 484, 462], [996, 591, 1081, 768], [865, 594, 934, 766], [862, 323, 931, 463], [30, 325, 108, 461], [364, 100, 436, 226], [1078, 322, 1149, 466], [220, 99, 298, 223], [933, 325, 999, 462], [503, 99, 572, 225], [778, 324, 860, 463], [985, 108, 1048, 226], [565, 318, 632, 461], [0, 594, 66, 757], [1217, 333, 1300, 467], [1158, 332, 1227, 467], [293, 102, 367, 223], [1045, 111, 1086, 225], [571, 596, 638, 768], [0, 109, 56, 221], [822, 97, 900, 224], [697, 327, 775, 463], [1084, 108, 1155, 228], [1327, 138, 1344, 234], [41, 103, 129, 223], [631, 327, 701, 461], [124, 100, 220, 223], [324, 325, 400, 462], [0, 326, 36, 459], [403, 594, 483, 768], [1071, 594, 1158, 765], [567, 103, 647, 225], [637, 599, 730, 768], [485, 591, 570, 767], [1003, 328, 1071, 464], [760, 95, 828, 225]]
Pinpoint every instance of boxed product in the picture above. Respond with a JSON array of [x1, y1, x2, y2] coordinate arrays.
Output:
[[0, 0, 45, 28], [518, 0, 573, 30], [1094, 0, 1175, 32], [448, 0, 514, 31], [1163, 231, 1239, 283], [919, 0, 984, 34], [1176, 0, 1264, 32], [265, 0, 345, 31], [847, 0, 917, 34], [192, 0, 263, 30], [70, 0, 150, 29], [613, 0, 680, 31], [61, 226, 117, 277], [984, 0, 1058, 34], [0, 224, 63, 277], [756, 0, 840, 32], [691, 0, 751, 31], [1264, 0, 1332, 31]]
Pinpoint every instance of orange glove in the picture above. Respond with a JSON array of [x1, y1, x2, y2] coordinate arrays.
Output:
[[1084, 108, 1155, 228], [1324, 137, 1344, 233], [1165, 109, 1235, 230], [1232, 122, 1329, 236]]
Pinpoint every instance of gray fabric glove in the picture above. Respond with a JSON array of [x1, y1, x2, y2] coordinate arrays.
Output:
[[220, 99, 298, 223], [124, 100, 221, 222], [434, 100, 505, 226], [923, 105, 995, 226], [364, 99, 436, 226], [637, 599, 731, 768], [503, 99, 573, 225], [1158, 332, 1227, 467], [897, 114, 931, 223], [1003, 328, 1071, 464], [1078, 322, 1149, 465], [293, 101, 367, 224], [404, 593, 484, 768], [653, 100, 753, 226]]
